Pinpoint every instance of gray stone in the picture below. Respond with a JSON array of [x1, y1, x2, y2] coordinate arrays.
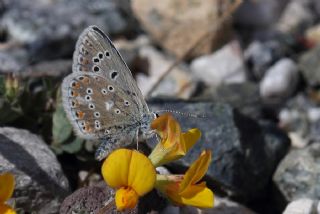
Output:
[[0, 51, 21, 73], [201, 196, 256, 214], [277, 0, 315, 34], [244, 40, 287, 80], [260, 58, 299, 102], [190, 40, 247, 87], [305, 24, 320, 45], [60, 182, 121, 214], [196, 82, 262, 120], [283, 198, 319, 214], [234, 0, 287, 28], [131, 0, 233, 59], [148, 99, 290, 200], [299, 45, 320, 87], [278, 93, 320, 146], [0, 127, 70, 214], [137, 45, 197, 99], [1, 0, 128, 61], [21, 59, 72, 78], [273, 143, 320, 202]]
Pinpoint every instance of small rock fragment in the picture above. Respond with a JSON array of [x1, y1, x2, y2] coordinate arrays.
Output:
[[260, 58, 299, 102], [283, 198, 319, 214], [190, 40, 247, 87]]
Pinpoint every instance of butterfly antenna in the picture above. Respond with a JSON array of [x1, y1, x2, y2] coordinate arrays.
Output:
[[155, 110, 207, 118]]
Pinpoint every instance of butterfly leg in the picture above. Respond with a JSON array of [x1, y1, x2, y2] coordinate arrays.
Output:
[[135, 129, 139, 151]]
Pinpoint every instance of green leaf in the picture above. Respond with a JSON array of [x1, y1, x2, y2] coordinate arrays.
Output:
[[0, 99, 22, 123], [0, 75, 5, 95], [52, 102, 72, 144], [61, 137, 84, 153]]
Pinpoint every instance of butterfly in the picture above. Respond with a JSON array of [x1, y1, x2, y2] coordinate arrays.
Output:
[[61, 26, 156, 161]]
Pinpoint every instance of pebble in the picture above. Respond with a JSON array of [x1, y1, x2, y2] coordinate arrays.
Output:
[[190, 40, 247, 87], [260, 58, 298, 102]]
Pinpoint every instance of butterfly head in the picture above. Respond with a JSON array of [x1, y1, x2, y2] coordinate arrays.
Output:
[[139, 112, 157, 139]]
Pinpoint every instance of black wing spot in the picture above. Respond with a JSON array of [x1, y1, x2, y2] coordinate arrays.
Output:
[[108, 85, 114, 92], [110, 71, 118, 80], [93, 66, 100, 72], [93, 57, 99, 63]]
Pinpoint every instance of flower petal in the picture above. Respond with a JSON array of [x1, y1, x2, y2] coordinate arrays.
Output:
[[179, 150, 211, 194], [151, 113, 181, 149], [101, 149, 131, 188], [182, 128, 201, 151], [102, 149, 156, 196], [150, 113, 171, 139], [0, 204, 16, 214], [115, 187, 139, 211], [174, 185, 214, 208], [149, 114, 201, 166], [0, 173, 14, 203], [127, 150, 156, 196]]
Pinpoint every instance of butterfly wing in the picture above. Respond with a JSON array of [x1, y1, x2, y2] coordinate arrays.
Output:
[[62, 72, 143, 139], [62, 26, 149, 140], [72, 25, 149, 113]]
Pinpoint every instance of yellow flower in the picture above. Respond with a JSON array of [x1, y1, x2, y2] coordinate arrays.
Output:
[[101, 149, 156, 211], [0, 172, 16, 214], [149, 113, 201, 166], [155, 150, 214, 208]]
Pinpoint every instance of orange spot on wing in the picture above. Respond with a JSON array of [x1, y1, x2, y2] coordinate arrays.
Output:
[[71, 90, 79, 97], [79, 76, 90, 84], [83, 124, 93, 133], [71, 100, 79, 108], [76, 110, 85, 119], [73, 82, 81, 89]]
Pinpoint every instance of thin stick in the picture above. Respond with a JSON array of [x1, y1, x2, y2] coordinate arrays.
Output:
[[146, 0, 243, 98]]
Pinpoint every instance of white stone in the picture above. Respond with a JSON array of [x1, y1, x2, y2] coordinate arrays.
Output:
[[305, 24, 320, 45], [190, 40, 247, 87], [283, 198, 316, 214], [137, 45, 196, 99], [260, 58, 298, 101], [307, 107, 320, 122], [277, 1, 313, 34]]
